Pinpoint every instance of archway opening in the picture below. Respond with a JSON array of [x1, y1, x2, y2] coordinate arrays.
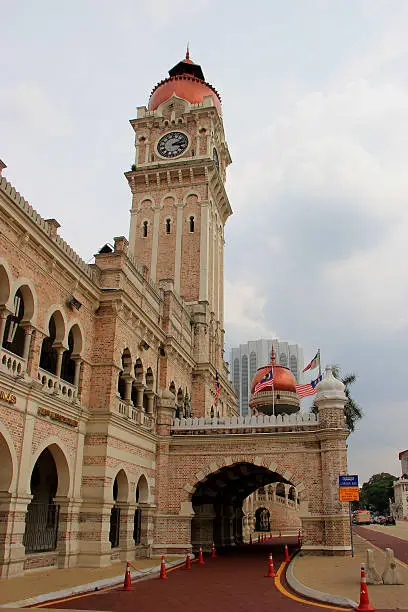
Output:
[[2, 288, 26, 357], [109, 470, 128, 549], [134, 475, 149, 545], [23, 448, 60, 554], [0, 433, 13, 493], [191, 462, 295, 551], [255, 507, 270, 532], [39, 312, 65, 375]]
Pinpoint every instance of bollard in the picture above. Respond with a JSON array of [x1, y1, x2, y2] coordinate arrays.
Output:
[[211, 541, 217, 558], [284, 544, 290, 562], [269, 531, 272, 540], [382, 548, 403, 585], [365, 549, 382, 585]]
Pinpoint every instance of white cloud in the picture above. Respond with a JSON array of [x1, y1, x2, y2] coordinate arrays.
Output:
[[224, 280, 276, 347], [0, 83, 73, 139]]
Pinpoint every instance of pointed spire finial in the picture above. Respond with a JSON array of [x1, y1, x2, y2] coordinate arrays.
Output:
[[186, 43, 190, 61], [271, 344, 276, 365]]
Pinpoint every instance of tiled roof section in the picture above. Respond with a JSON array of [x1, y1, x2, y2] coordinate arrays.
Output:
[[0, 176, 95, 280]]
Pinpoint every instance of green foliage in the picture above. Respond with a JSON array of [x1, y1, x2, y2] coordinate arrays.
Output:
[[359, 473, 398, 514], [312, 365, 363, 432]]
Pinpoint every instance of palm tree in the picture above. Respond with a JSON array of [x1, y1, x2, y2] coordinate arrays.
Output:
[[312, 365, 362, 432]]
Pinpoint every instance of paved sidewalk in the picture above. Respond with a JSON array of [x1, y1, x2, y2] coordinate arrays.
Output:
[[0, 557, 180, 606], [292, 533, 408, 610]]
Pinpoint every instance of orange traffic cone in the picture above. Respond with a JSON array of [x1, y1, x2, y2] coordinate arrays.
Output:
[[354, 564, 375, 611], [211, 541, 217, 558], [249, 533, 252, 545], [284, 544, 290, 562], [269, 531, 272, 540], [265, 552, 276, 578], [122, 561, 132, 590], [184, 553, 192, 570], [159, 555, 168, 579], [198, 546, 205, 565]]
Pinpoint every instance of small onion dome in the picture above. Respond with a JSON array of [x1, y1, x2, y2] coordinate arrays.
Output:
[[149, 50, 222, 114], [316, 366, 345, 396], [250, 346, 297, 394]]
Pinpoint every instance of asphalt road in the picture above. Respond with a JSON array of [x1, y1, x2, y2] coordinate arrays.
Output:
[[38, 537, 334, 612], [354, 525, 408, 565]]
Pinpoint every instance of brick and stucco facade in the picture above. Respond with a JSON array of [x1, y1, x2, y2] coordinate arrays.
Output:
[[0, 53, 351, 578]]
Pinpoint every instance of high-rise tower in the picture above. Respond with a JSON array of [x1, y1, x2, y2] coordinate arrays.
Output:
[[126, 51, 231, 330]]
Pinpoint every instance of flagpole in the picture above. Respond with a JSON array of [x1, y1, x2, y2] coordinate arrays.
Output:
[[271, 344, 275, 417], [318, 348, 321, 377]]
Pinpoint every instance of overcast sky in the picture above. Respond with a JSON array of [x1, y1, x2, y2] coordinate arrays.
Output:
[[1, 0, 407, 483]]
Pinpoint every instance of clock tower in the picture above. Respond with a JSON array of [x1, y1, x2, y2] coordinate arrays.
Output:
[[126, 51, 233, 391]]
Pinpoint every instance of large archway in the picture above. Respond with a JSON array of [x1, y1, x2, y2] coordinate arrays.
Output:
[[0, 432, 13, 494], [191, 462, 295, 550]]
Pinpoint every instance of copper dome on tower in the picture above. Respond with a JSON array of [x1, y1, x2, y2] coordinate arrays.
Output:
[[249, 346, 299, 417], [148, 49, 222, 114]]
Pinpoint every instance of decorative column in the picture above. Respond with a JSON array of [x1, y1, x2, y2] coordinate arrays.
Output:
[[26, 328, 46, 378], [145, 391, 155, 415], [305, 366, 350, 555], [22, 325, 33, 366], [54, 345, 66, 379], [55, 496, 81, 568], [135, 384, 144, 411], [0, 309, 11, 347]]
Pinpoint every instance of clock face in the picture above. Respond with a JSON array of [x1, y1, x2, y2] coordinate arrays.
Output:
[[213, 148, 220, 171], [157, 131, 189, 158]]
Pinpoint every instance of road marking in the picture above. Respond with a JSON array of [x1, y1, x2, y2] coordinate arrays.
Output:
[[274, 561, 351, 611]]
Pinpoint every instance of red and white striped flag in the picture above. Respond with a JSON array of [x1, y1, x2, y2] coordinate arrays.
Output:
[[296, 374, 323, 398]]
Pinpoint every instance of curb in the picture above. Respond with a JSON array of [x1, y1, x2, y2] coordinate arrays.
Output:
[[286, 554, 358, 609], [0, 558, 186, 608]]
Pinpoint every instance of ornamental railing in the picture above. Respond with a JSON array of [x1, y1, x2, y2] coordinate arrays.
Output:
[[171, 412, 318, 432]]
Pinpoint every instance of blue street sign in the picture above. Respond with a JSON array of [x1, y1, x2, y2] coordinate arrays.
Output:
[[339, 475, 358, 487]]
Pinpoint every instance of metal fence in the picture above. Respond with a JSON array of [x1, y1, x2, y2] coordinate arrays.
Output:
[[109, 506, 121, 548], [23, 502, 60, 554]]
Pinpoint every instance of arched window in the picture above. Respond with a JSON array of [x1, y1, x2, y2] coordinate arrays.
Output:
[[280, 352, 288, 367], [189, 216, 195, 232], [3, 289, 25, 357], [165, 218, 171, 234], [142, 221, 148, 238]]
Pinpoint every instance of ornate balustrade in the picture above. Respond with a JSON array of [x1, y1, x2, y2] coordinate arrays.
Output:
[[0, 347, 26, 376], [37, 369, 77, 401], [116, 397, 155, 430], [171, 412, 318, 433]]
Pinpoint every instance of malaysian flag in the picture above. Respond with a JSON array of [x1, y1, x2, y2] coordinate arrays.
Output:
[[254, 369, 273, 394], [296, 374, 323, 399], [302, 349, 320, 373]]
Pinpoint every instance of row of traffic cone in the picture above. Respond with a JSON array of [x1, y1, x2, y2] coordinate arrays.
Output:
[[122, 542, 218, 586]]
